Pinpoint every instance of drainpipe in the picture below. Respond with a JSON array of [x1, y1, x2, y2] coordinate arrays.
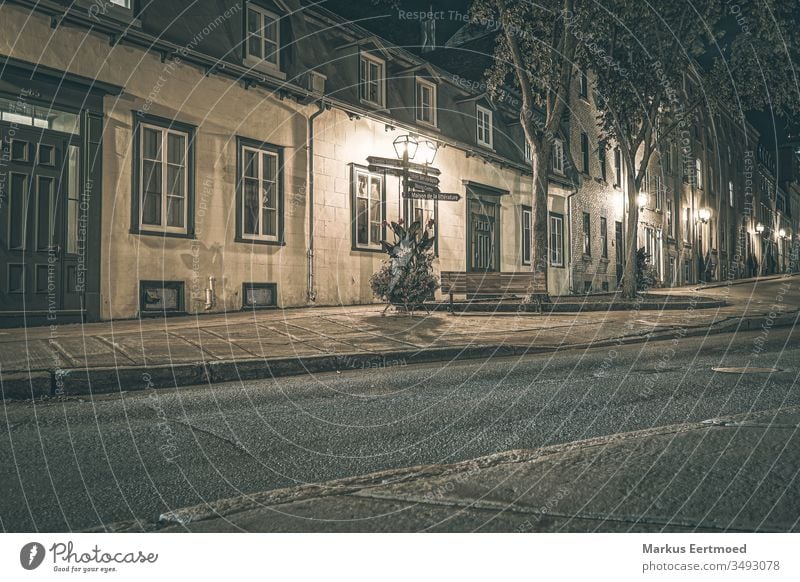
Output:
[[566, 188, 578, 294], [306, 100, 330, 303]]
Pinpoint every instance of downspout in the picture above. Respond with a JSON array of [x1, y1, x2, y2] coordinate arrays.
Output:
[[566, 187, 578, 294], [307, 100, 330, 303]]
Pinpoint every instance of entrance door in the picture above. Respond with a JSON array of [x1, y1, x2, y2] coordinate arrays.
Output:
[[0, 126, 79, 314], [615, 221, 624, 284], [468, 198, 498, 272]]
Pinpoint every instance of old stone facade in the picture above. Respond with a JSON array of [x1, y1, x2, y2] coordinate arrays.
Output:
[[0, 0, 797, 325]]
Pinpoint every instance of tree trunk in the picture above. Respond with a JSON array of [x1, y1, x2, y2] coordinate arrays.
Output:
[[622, 177, 640, 299], [532, 142, 551, 300]]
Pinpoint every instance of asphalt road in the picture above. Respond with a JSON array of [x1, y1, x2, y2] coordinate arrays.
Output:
[[1, 324, 797, 532]]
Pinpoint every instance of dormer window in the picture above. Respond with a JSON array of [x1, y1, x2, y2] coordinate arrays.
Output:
[[416, 78, 437, 126], [476, 105, 493, 148], [552, 139, 564, 174], [246, 5, 280, 73], [360, 53, 386, 107]]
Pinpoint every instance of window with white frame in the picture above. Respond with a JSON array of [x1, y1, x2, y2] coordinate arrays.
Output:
[[695, 158, 703, 188], [353, 168, 384, 249], [476, 105, 493, 148], [614, 147, 622, 186], [729, 180, 734, 207], [138, 123, 189, 233], [110, 0, 131, 7], [360, 53, 385, 107], [240, 143, 280, 241], [655, 174, 663, 211], [549, 213, 564, 267], [666, 199, 674, 238], [246, 4, 280, 71], [521, 207, 531, 264], [524, 140, 532, 163], [416, 78, 437, 126], [552, 139, 564, 174]]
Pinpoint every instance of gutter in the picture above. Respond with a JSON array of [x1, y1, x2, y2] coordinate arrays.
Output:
[[307, 100, 331, 303]]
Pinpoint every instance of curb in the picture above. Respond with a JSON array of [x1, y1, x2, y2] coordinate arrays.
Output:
[[3, 311, 797, 401]]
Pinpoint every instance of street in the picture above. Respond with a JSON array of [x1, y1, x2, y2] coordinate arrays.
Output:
[[1, 324, 797, 532]]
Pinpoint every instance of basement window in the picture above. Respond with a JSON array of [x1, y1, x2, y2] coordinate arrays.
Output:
[[242, 282, 277, 309], [140, 281, 184, 315]]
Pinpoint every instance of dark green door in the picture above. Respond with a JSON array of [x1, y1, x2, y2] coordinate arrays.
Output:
[[468, 197, 499, 272], [0, 125, 80, 314]]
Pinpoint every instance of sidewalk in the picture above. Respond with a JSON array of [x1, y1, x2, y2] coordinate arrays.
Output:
[[1, 275, 797, 399], [144, 406, 799, 532]]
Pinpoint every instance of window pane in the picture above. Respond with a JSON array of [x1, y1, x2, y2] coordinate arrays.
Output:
[[142, 160, 162, 225], [248, 9, 260, 33], [369, 198, 381, 243], [143, 127, 161, 160], [263, 209, 277, 236], [167, 133, 185, 165], [244, 149, 257, 178], [264, 40, 278, 64], [262, 152, 276, 182], [263, 18, 277, 42], [356, 197, 368, 245], [66, 146, 79, 253], [244, 179, 259, 234], [166, 166, 185, 227]]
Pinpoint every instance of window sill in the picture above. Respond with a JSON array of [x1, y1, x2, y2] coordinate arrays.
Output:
[[416, 120, 440, 132], [600, 257, 610, 263], [550, 263, 564, 269], [131, 229, 195, 239], [582, 254, 592, 261], [235, 237, 285, 246], [352, 245, 385, 254], [241, 304, 279, 311], [359, 99, 389, 113], [243, 57, 287, 80], [77, 0, 141, 28]]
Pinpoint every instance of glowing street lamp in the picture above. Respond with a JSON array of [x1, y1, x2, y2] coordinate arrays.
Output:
[[779, 228, 787, 238], [393, 134, 418, 161], [416, 139, 439, 165], [637, 192, 648, 209], [755, 222, 765, 234], [697, 208, 711, 224]]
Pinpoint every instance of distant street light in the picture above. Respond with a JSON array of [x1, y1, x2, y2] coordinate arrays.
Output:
[[755, 222, 765, 234], [637, 192, 648, 209], [779, 228, 787, 238]]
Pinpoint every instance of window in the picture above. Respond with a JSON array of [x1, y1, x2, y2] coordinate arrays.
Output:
[[360, 53, 385, 107], [238, 139, 282, 243], [476, 105, 493, 148], [140, 281, 184, 315], [729, 180, 734, 207], [600, 217, 608, 258], [135, 119, 193, 235], [614, 147, 622, 187], [552, 139, 564, 174], [682, 207, 690, 242], [666, 199, 674, 238], [110, 0, 130, 7], [549, 213, 564, 267], [524, 140, 532, 163], [242, 282, 277, 309], [582, 212, 591, 256], [665, 143, 673, 174], [580, 132, 590, 173], [352, 167, 384, 249], [578, 69, 588, 98], [599, 143, 607, 181], [655, 174, 663, 211], [246, 4, 280, 71], [416, 78, 437, 126], [411, 199, 437, 256], [521, 206, 532, 265], [695, 158, 703, 188]]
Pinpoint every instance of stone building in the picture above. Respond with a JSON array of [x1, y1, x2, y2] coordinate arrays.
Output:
[[0, 0, 793, 325]]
